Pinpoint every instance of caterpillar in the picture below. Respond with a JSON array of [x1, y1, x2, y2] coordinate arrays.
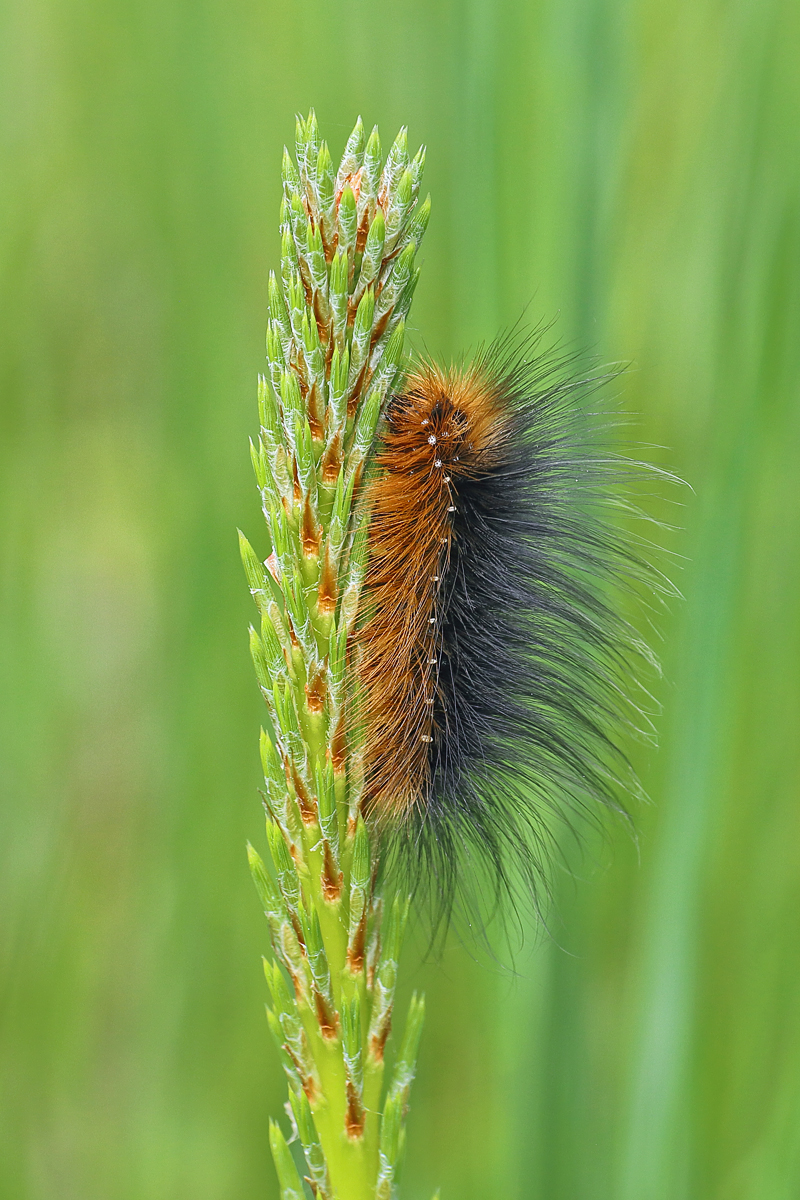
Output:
[[356, 329, 663, 930]]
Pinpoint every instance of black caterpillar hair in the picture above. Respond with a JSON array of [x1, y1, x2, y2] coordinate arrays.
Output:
[[358, 326, 672, 937]]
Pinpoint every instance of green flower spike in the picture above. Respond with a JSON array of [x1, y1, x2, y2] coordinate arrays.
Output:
[[241, 111, 432, 1200]]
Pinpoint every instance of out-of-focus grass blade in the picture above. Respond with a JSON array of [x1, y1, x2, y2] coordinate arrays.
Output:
[[1, 0, 798, 1196]]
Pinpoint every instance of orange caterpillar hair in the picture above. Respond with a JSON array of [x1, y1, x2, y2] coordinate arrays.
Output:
[[356, 333, 663, 927], [358, 363, 510, 819]]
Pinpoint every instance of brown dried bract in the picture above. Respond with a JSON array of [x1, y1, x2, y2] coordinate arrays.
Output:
[[345, 1081, 365, 1140], [307, 382, 324, 441], [346, 912, 367, 974], [305, 664, 327, 714], [321, 841, 343, 902], [317, 543, 338, 614], [285, 1044, 317, 1104], [369, 1016, 392, 1063], [329, 712, 347, 775], [291, 767, 318, 826], [320, 430, 343, 483], [314, 992, 339, 1041], [301, 494, 321, 557]]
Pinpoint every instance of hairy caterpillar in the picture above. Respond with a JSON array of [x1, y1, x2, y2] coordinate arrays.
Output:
[[356, 329, 662, 929]]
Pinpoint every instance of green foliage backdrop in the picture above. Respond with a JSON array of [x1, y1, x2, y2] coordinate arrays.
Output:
[[1, 1, 799, 1197]]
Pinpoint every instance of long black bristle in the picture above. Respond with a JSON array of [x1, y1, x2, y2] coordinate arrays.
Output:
[[381, 327, 673, 942]]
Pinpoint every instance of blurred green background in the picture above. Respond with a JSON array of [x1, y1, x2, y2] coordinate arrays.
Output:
[[2, 0, 799, 1197]]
